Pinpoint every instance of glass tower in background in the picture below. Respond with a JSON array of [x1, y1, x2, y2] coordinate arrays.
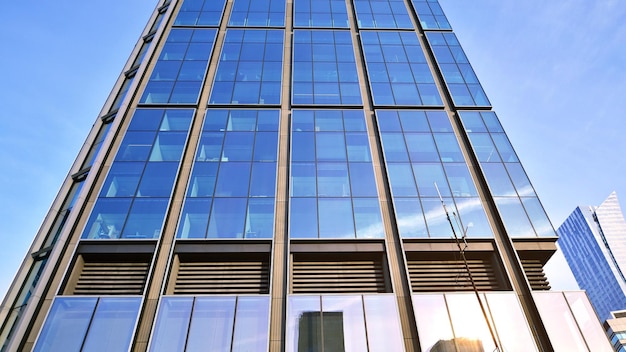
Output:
[[0, 0, 612, 351], [558, 192, 626, 322]]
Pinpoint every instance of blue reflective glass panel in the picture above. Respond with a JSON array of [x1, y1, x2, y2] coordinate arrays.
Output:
[[229, 0, 285, 27], [292, 30, 362, 105], [122, 198, 169, 239], [177, 109, 279, 239], [290, 197, 319, 238], [293, 0, 349, 28], [175, 0, 227, 27], [150, 296, 270, 352], [289, 110, 382, 239], [377, 109, 492, 238], [141, 29, 217, 104], [35, 297, 141, 352], [354, 0, 413, 29], [410, 0, 451, 30], [361, 32, 442, 106], [34, 297, 97, 352], [210, 30, 284, 105], [81, 298, 142, 352], [426, 32, 490, 107]]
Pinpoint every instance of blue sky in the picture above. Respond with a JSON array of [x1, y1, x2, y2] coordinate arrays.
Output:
[[1, 0, 625, 298]]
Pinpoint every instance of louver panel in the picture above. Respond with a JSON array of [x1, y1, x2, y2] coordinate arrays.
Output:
[[73, 262, 149, 295], [174, 261, 270, 294], [408, 256, 504, 292], [521, 259, 551, 290], [292, 260, 387, 293]]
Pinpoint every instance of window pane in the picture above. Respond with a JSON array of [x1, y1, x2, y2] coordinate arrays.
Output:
[[34, 297, 97, 352], [137, 162, 179, 197], [421, 197, 454, 238], [250, 162, 277, 197], [214, 162, 251, 197], [122, 198, 169, 239], [454, 197, 493, 238], [149, 297, 194, 352], [317, 162, 350, 197], [81, 298, 142, 352], [100, 162, 144, 198], [445, 293, 497, 352], [290, 198, 319, 238], [246, 198, 275, 238], [494, 197, 535, 237], [177, 198, 212, 239], [207, 198, 247, 238], [322, 296, 368, 352], [481, 163, 516, 197], [349, 163, 377, 197], [287, 296, 322, 352], [485, 293, 537, 352], [387, 163, 417, 197], [394, 198, 427, 238], [291, 163, 317, 197], [533, 292, 589, 351], [82, 198, 132, 239], [318, 198, 355, 238], [363, 295, 405, 352], [187, 162, 218, 197], [186, 297, 236, 352], [232, 296, 271, 352], [353, 198, 384, 238], [412, 294, 454, 352], [444, 163, 477, 197]]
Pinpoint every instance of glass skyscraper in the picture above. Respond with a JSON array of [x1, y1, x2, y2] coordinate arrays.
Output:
[[558, 192, 626, 322], [0, 0, 612, 351]]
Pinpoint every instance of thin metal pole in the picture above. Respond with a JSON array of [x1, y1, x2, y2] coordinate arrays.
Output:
[[435, 183, 500, 352]]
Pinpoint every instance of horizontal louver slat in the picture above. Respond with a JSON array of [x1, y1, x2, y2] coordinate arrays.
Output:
[[292, 258, 386, 294], [521, 259, 551, 290], [73, 262, 149, 295], [174, 260, 269, 294], [408, 256, 503, 292]]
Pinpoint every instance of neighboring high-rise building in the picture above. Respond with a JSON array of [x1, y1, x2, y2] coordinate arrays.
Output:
[[0, 0, 612, 351], [558, 192, 626, 322], [605, 310, 626, 352]]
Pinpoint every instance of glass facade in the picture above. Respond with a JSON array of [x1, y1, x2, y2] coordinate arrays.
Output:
[[3, 0, 611, 351], [361, 31, 442, 106], [378, 109, 492, 238], [177, 109, 279, 239], [413, 292, 537, 352], [558, 193, 626, 322], [140, 29, 218, 104], [210, 30, 284, 105], [286, 295, 405, 352], [82, 109, 194, 240], [293, 0, 349, 28], [292, 30, 361, 105], [149, 296, 270, 352], [290, 110, 383, 239], [34, 297, 141, 352], [459, 111, 555, 238]]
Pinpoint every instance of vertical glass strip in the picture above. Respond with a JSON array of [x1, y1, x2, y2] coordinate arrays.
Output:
[[210, 30, 284, 105], [426, 32, 490, 107], [289, 110, 383, 239], [293, 0, 349, 28], [177, 109, 279, 239], [459, 111, 557, 238], [360, 31, 443, 107], [81, 109, 195, 240], [140, 29, 218, 104], [292, 30, 362, 105], [409, 0, 451, 30], [377, 110, 493, 238]]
